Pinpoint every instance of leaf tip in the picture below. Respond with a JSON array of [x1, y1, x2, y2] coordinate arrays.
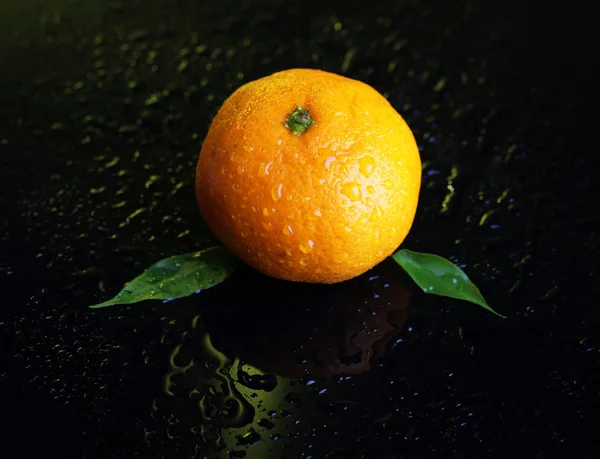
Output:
[[88, 300, 114, 309]]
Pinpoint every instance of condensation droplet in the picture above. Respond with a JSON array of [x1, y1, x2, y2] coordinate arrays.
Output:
[[299, 240, 314, 253], [271, 183, 283, 200], [370, 204, 383, 222], [340, 182, 362, 202], [265, 162, 272, 175], [359, 156, 376, 177], [262, 208, 270, 216], [285, 248, 293, 256], [283, 225, 293, 235], [324, 156, 336, 170], [382, 180, 394, 190], [262, 221, 273, 231], [299, 258, 308, 266], [314, 209, 323, 217]]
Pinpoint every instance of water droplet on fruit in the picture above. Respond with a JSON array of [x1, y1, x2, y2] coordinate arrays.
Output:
[[262, 208, 270, 216], [314, 209, 323, 217], [299, 258, 308, 266], [340, 182, 362, 202], [324, 156, 336, 170], [359, 156, 376, 177], [382, 180, 394, 190], [299, 240, 314, 253], [285, 248, 293, 256], [283, 225, 293, 235], [262, 221, 273, 231], [370, 204, 383, 222], [271, 183, 283, 200], [265, 162, 272, 175]]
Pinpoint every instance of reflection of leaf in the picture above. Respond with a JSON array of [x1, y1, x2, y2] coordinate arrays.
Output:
[[391, 249, 506, 318], [89, 246, 239, 309]]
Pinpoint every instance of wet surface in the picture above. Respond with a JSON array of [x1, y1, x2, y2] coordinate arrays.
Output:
[[1, 0, 599, 457]]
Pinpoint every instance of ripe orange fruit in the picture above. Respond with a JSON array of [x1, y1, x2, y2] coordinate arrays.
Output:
[[195, 68, 421, 284]]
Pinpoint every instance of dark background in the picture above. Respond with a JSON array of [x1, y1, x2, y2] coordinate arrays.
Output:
[[1, 0, 599, 457]]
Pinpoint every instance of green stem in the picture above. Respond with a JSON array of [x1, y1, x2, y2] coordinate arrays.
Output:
[[285, 106, 315, 135]]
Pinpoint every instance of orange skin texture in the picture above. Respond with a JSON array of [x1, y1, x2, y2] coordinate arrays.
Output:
[[196, 68, 421, 283]]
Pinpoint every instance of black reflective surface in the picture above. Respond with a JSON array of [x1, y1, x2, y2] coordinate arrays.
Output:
[[1, 0, 599, 457]]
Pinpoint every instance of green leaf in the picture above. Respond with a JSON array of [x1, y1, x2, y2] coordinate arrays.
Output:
[[89, 246, 239, 309], [391, 249, 506, 318]]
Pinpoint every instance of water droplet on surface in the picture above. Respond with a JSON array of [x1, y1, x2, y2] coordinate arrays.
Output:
[[381, 180, 394, 190], [369, 204, 384, 222], [264, 162, 272, 175], [283, 225, 293, 235], [271, 183, 283, 200], [340, 182, 362, 202], [359, 156, 376, 177], [324, 156, 336, 170], [299, 240, 314, 253], [314, 209, 323, 217]]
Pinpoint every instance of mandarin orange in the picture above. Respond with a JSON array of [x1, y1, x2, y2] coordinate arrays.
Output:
[[195, 68, 421, 283]]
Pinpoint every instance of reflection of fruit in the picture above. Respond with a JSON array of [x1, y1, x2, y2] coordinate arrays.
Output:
[[201, 260, 412, 380], [196, 68, 421, 283]]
